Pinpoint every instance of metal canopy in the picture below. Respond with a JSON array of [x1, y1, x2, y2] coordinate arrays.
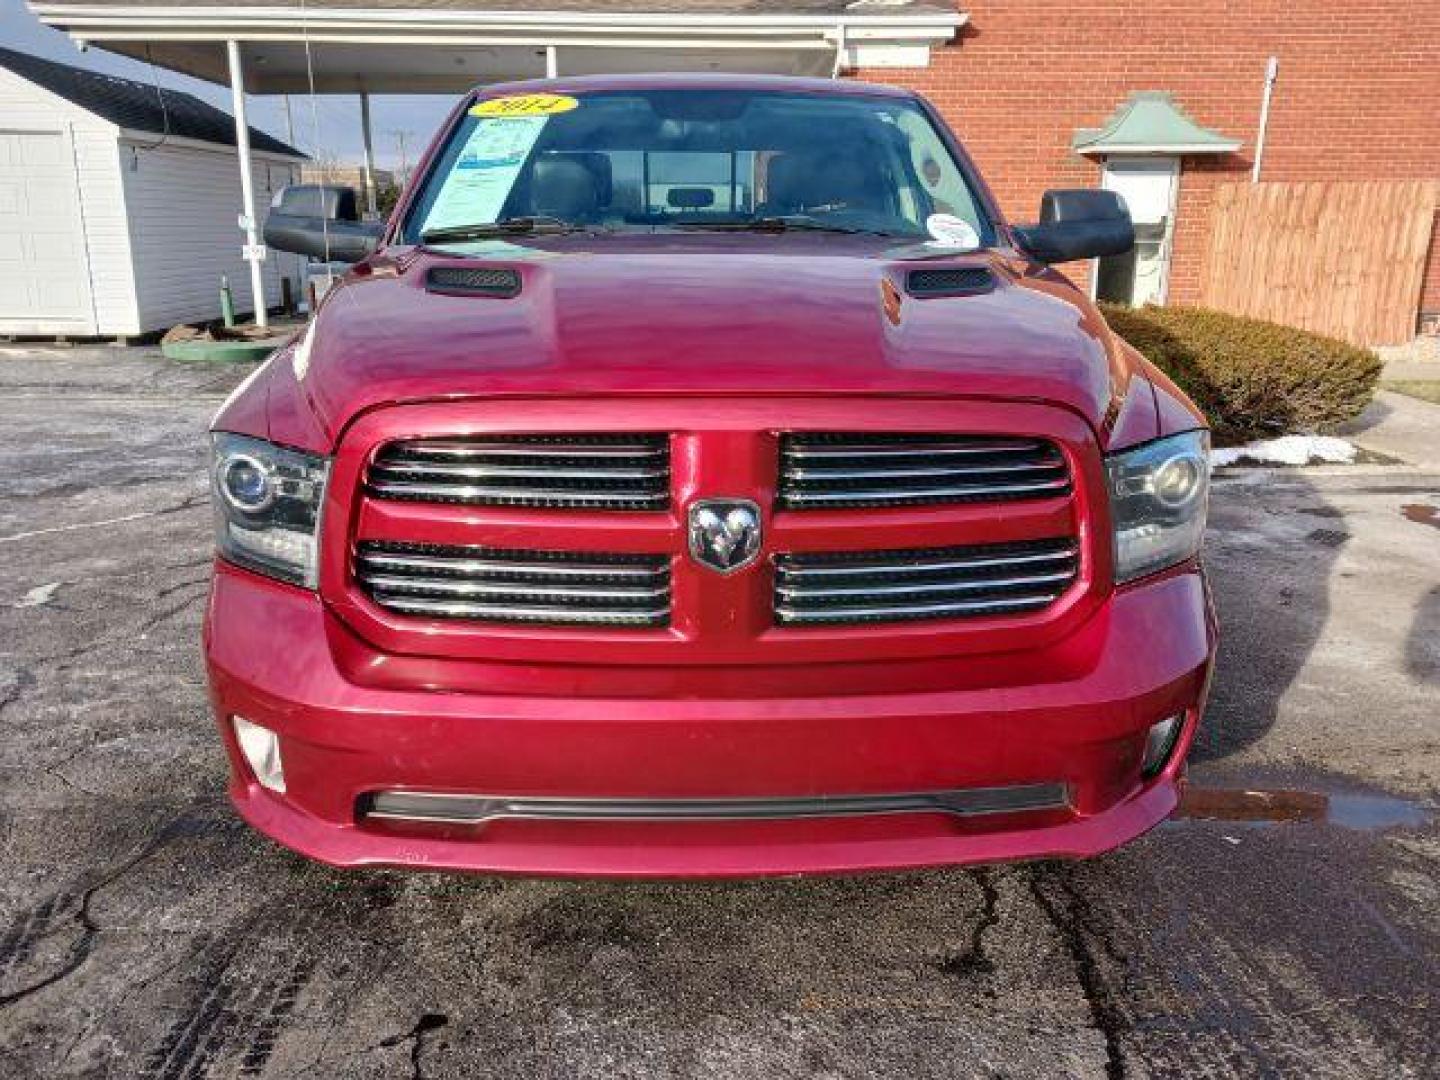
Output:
[[28, 2, 967, 91], [1073, 91, 1241, 157]]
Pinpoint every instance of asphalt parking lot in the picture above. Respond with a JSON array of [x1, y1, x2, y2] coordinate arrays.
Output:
[[1, 345, 1437, 1079]]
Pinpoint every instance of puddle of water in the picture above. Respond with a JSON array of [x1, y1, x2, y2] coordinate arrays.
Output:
[[1176, 787, 1431, 831], [1401, 503, 1440, 530], [1326, 794, 1431, 831]]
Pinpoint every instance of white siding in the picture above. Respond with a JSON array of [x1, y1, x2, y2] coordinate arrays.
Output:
[[73, 130, 138, 334], [122, 139, 301, 332], [0, 66, 137, 336]]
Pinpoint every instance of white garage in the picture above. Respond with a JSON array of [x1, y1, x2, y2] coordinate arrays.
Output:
[[0, 46, 305, 338]]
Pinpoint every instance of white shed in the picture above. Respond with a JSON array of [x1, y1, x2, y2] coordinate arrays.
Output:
[[0, 46, 305, 338]]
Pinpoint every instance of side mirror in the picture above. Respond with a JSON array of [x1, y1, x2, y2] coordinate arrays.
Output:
[[1012, 189, 1134, 265], [263, 184, 382, 263]]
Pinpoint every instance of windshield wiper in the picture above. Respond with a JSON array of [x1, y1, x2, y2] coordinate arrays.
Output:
[[421, 216, 593, 243], [673, 215, 896, 237]]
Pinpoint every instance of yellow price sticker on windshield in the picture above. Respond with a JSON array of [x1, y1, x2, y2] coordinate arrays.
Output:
[[471, 94, 579, 118]]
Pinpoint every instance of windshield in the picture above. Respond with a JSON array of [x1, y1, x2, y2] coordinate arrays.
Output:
[[402, 88, 993, 244]]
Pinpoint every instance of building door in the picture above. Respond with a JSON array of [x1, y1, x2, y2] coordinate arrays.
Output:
[[0, 129, 94, 332], [1094, 156, 1178, 307]]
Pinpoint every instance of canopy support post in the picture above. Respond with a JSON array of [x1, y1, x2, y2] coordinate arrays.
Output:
[[359, 90, 378, 216], [225, 39, 267, 329]]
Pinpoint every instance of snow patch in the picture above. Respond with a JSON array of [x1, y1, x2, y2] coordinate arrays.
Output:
[[13, 582, 61, 608], [1211, 435, 1358, 468]]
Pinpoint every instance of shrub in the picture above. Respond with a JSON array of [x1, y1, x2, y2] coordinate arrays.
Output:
[[1100, 304, 1382, 443]]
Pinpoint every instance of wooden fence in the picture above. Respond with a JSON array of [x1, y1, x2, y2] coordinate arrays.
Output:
[[1201, 180, 1438, 347]]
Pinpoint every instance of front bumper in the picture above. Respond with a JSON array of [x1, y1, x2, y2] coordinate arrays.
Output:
[[205, 562, 1215, 878]]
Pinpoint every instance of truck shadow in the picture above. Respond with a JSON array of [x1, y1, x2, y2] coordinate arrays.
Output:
[[1192, 470, 1343, 763]]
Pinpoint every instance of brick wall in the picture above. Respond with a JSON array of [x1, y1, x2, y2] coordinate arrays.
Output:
[[856, 0, 1440, 316]]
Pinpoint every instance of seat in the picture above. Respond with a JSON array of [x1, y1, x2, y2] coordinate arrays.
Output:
[[762, 149, 887, 217]]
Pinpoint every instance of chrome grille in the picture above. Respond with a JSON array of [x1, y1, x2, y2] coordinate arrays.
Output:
[[774, 538, 1078, 626], [778, 433, 1069, 509], [367, 434, 669, 510], [356, 542, 671, 626]]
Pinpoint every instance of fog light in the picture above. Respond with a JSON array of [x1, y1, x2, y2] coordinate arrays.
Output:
[[233, 716, 285, 793], [1141, 713, 1185, 778]]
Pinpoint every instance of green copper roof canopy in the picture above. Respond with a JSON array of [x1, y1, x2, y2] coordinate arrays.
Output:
[[1073, 91, 1241, 155]]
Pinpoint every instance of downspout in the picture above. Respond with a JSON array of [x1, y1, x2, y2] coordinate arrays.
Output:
[[831, 21, 846, 78], [1251, 56, 1279, 183]]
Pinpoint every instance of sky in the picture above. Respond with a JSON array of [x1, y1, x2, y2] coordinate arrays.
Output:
[[0, 0, 454, 169]]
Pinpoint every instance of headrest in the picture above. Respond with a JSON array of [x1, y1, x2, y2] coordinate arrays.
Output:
[[765, 149, 883, 214], [530, 158, 599, 220], [549, 151, 613, 206]]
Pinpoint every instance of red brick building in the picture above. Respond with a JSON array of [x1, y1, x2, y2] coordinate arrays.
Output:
[[859, 0, 1440, 320]]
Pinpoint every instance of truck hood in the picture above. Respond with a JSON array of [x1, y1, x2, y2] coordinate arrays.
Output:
[[277, 233, 1147, 448]]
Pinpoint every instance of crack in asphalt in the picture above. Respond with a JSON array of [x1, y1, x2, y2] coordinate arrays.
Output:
[[22, 607, 202, 672], [14, 583, 210, 676], [0, 807, 215, 1010], [0, 494, 208, 546], [130, 592, 209, 639], [42, 764, 105, 800], [3, 548, 208, 617], [380, 1013, 449, 1080], [4, 556, 211, 607], [152, 576, 211, 603], [1028, 867, 1128, 1080], [939, 867, 999, 979]]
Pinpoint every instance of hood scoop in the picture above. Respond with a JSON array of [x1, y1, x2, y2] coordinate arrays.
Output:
[[426, 265, 522, 298], [905, 266, 995, 298]]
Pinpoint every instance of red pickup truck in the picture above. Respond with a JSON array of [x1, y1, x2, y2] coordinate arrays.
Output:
[[207, 74, 1215, 877]]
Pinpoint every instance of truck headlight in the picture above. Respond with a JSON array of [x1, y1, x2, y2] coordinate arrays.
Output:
[[211, 433, 329, 588], [1106, 430, 1210, 584]]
